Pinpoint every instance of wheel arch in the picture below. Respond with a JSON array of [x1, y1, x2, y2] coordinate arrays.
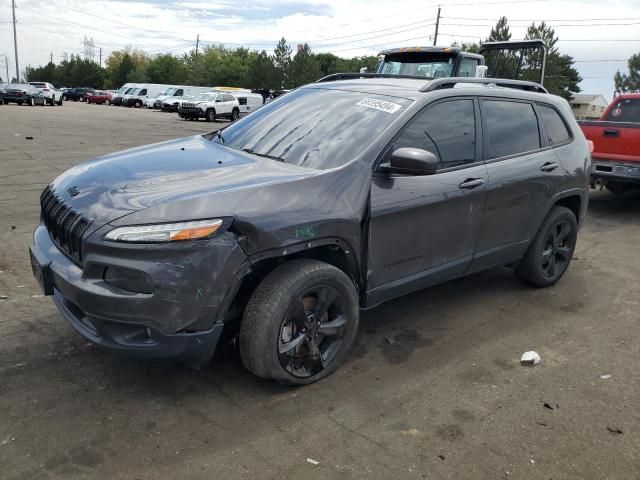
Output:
[[218, 238, 363, 325]]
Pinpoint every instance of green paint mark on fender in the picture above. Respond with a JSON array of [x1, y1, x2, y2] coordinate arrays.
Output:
[[294, 226, 316, 239]]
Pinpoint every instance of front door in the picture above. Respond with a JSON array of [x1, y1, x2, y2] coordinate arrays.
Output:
[[367, 97, 488, 306]]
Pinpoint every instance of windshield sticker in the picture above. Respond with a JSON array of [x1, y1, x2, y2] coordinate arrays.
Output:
[[357, 97, 403, 114], [611, 107, 622, 117]]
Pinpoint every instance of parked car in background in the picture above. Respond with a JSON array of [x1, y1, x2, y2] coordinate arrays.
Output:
[[1, 83, 46, 106], [63, 87, 95, 102], [178, 92, 240, 121], [579, 93, 640, 195], [29, 76, 590, 385], [86, 90, 113, 105], [0, 82, 8, 104], [161, 94, 194, 112], [28, 82, 64, 105], [124, 84, 170, 108]]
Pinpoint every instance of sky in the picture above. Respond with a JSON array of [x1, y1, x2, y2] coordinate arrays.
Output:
[[1, 0, 639, 100]]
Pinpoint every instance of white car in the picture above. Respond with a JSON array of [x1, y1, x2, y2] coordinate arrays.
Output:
[[28, 82, 63, 105], [177, 92, 240, 122]]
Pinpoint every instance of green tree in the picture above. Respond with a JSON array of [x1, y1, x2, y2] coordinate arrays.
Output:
[[488, 16, 511, 41], [273, 37, 292, 88], [288, 43, 321, 88], [145, 54, 188, 84], [614, 53, 640, 93], [247, 50, 279, 89], [525, 22, 581, 100]]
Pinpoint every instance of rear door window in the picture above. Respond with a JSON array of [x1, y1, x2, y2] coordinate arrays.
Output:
[[482, 100, 541, 159], [538, 104, 571, 146], [393, 99, 477, 170], [223, 94, 236, 102], [606, 98, 640, 122], [459, 58, 479, 77]]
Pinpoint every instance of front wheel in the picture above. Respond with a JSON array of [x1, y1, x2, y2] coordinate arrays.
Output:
[[29, 97, 35, 106], [105, 99, 110, 105], [516, 206, 578, 288], [240, 259, 359, 385], [205, 109, 216, 122], [62, 94, 68, 101], [230, 108, 239, 121], [57, 97, 63, 106]]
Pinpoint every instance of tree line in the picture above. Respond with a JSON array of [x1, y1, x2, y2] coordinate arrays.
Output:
[[23, 37, 378, 91], [20, 19, 638, 98]]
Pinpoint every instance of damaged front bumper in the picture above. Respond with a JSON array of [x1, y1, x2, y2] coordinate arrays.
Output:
[[30, 224, 248, 364]]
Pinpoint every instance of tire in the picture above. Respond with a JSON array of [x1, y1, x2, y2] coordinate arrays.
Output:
[[135, 100, 142, 108], [240, 259, 359, 385], [57, 97, 63, 106], [17, 100, 23, 105], [29, 97, 35, 106], [205, 109, 216, 122], [516, 206, 578, 288], [62, 94, 68, 101], [105, 99, 110, 105], [230, 108, 239, 121]]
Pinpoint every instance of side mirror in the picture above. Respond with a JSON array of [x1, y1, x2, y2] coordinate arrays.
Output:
[[380, 148, 438, 175]]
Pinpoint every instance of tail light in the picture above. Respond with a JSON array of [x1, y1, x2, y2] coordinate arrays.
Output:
[[43, 88, 50, 92], [587, 140, 594, 154]]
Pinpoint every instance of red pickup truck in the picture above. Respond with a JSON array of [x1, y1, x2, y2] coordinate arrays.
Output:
[[579, 93, 640, 194]]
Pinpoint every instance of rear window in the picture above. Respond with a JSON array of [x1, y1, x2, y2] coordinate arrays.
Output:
[[482, 100, 541, 159], [606, 98, 640, 122], [538, 105, 571, 145], [218, 87, 411, 170]]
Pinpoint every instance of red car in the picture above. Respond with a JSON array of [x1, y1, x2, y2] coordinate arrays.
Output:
[[86, 90, 113, 105], [579, 93, 640, 194]]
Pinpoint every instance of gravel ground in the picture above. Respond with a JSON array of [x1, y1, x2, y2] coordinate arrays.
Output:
[[0, 101, 639, 480]]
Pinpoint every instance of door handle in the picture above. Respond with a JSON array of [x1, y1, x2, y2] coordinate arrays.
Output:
[[603, 129, 620, 137], [540, 162, 559, 172], [458, 178, 485, 189]]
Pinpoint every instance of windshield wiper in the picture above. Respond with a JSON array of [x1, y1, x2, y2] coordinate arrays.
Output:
[[213, 130, 225, 144], [241, 148, 285, 162]]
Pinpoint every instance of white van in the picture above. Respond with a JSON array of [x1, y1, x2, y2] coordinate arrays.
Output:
[[125, 84, 173, 108], [231, 92, 264, 114], [112, 83, 140, 106]]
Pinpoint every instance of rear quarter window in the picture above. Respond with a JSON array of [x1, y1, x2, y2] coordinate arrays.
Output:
[[538, 104, 572, 146], [482, 100, 541, 159]]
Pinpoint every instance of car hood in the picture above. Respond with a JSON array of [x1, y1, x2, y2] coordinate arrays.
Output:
[[49, 135, 318, 231]]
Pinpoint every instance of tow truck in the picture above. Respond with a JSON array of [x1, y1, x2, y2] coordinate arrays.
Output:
[[318, 40, 547, 88]]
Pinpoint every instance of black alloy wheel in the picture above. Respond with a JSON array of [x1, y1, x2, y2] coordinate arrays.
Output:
[[516, 206, 577, 287], [277, 285, 348, 378], [540, 220, 573, 279], [240, 259, 359, 385]]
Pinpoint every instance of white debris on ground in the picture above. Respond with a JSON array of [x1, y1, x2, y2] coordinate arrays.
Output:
[[520, 351, 541, 366], [306, 458, 320, 466]]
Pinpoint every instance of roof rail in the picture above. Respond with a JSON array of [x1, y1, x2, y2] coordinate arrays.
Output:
[[420, 77, 548, 94], [316, 72, 430, 83]]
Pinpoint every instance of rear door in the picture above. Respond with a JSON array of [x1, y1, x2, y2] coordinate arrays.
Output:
[[367, 97, 489, 305], [470, 98, 564, 271]]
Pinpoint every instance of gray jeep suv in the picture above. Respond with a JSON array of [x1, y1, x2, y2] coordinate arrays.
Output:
[[30, 76, 590, 385]]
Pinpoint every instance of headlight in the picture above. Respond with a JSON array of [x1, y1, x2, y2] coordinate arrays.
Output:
[[104, 219, 223, 243]]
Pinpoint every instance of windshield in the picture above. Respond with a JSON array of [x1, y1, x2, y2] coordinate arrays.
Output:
[[117, 86, 129, 94], [380, 53, 455, 78], [7, 83, 26, 89], [606, 98, 640, 122], [127, 88, 139, 95], [195, 93, 217, 101], [161, 87, 176, 96], [216, 87, 411, 170]]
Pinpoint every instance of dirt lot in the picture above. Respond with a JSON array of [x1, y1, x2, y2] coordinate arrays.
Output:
[[0, 101, 639, 480]]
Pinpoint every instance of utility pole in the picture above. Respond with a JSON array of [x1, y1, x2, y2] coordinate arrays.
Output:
[[195, 34, 200, 65], [12, 0, 19, 80], [99, 47, 102, 67], [433, 6, 441, 46], [3, 54, 9, 83], [50, 52, 53, 64]]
